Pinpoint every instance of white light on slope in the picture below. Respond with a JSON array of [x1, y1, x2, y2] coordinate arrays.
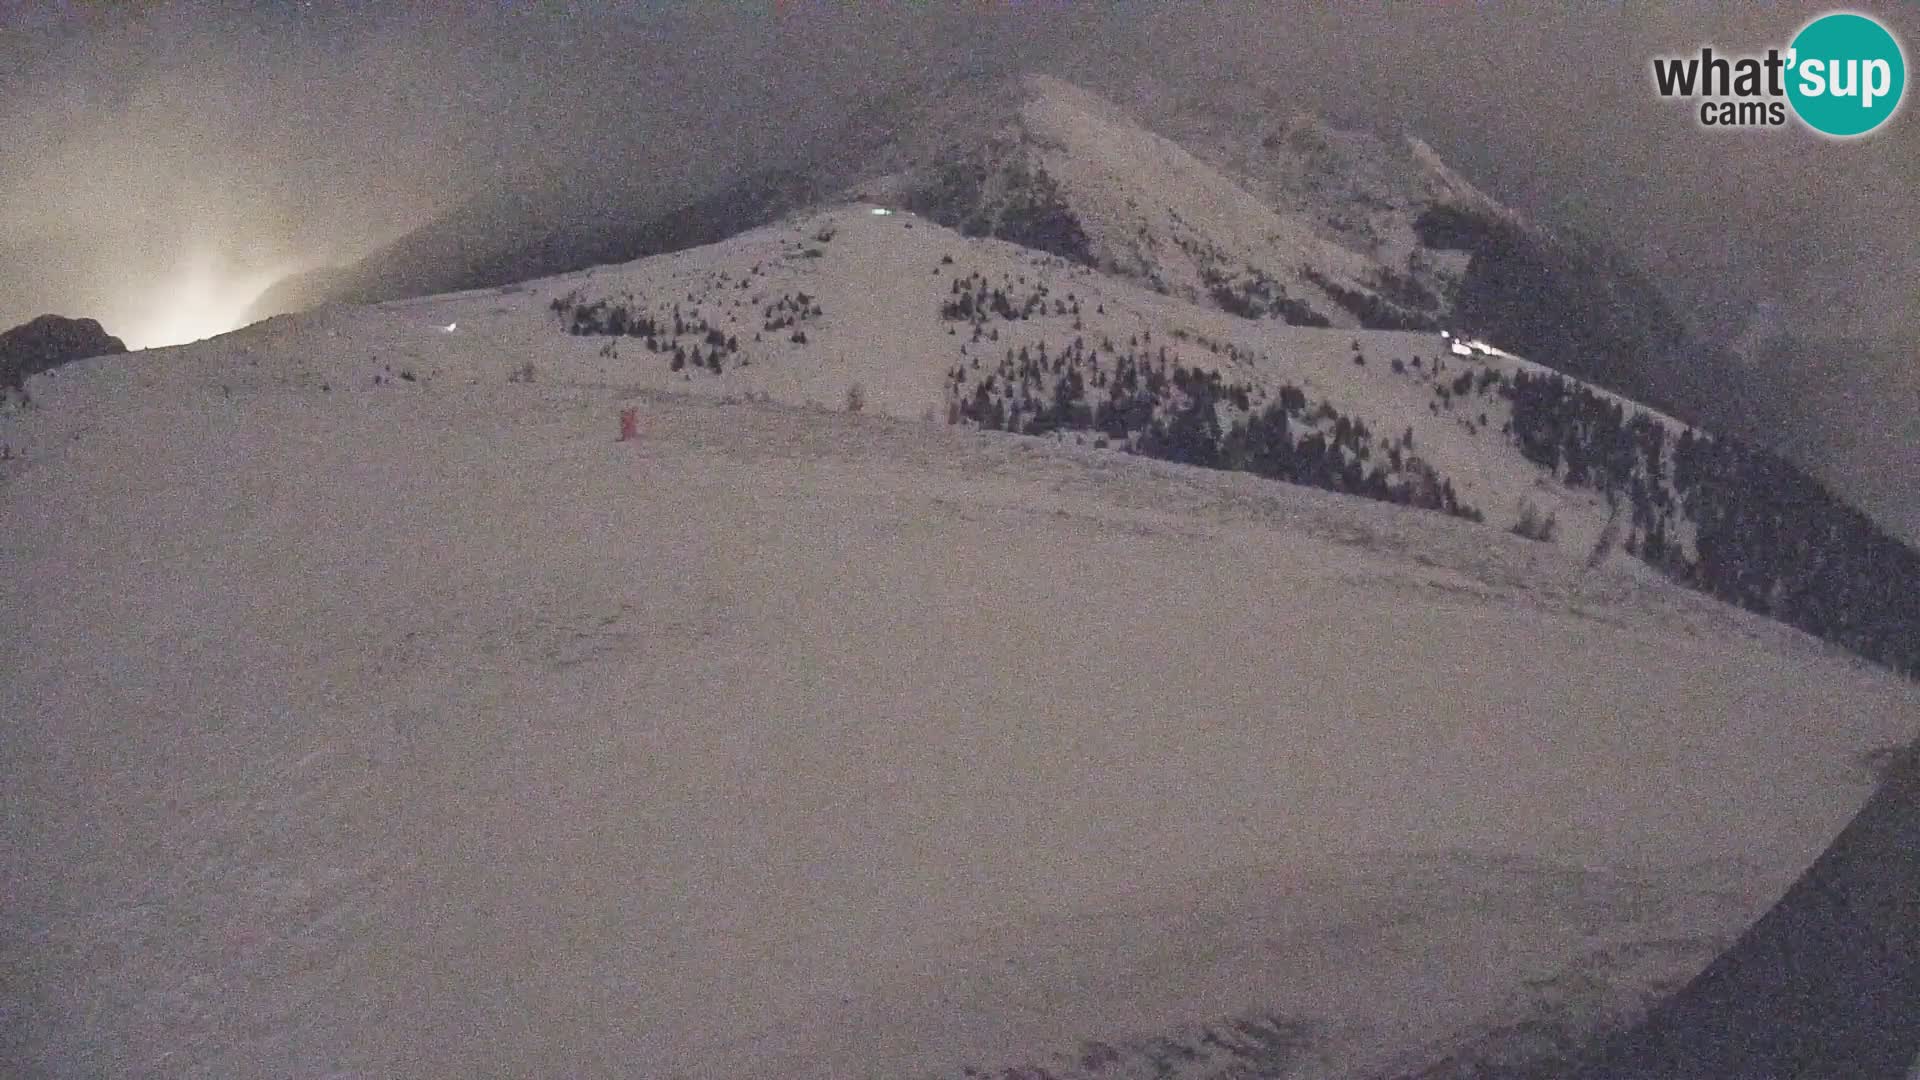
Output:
[[120, 247, 289, 350]]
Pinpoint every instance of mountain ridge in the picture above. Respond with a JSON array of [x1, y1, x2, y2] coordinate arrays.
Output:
[[166, 192, 1920, 682], [237, 77, 1477, 330], [223, 74, 1920, 681], [249, 73, 1752, 437]]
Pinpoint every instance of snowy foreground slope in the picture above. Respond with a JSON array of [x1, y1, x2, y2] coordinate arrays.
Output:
[[4, 281, 1917, 1079]]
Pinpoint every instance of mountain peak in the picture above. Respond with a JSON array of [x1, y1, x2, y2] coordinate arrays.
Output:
[[844, 74, 1459, 330], [251, 70, 1705, 430], [1405, 135, 1507, 217]]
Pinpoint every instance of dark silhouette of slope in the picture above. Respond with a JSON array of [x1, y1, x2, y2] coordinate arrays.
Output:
[[1413, 204, 1740, 425], [1, 314, 127, 389], [1573, 744, 1920, 1078], [267, 167, 831, 316], [247, 264, 353, 321]]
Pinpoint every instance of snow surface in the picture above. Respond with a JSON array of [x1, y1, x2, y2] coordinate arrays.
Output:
[[3, 212, 1917, 1078]]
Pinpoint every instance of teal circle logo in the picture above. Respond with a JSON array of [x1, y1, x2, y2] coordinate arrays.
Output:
[[1786, 12, 1906, 136]]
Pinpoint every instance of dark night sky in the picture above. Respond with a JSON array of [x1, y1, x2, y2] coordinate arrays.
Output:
[[2, 1, 1915, 536]]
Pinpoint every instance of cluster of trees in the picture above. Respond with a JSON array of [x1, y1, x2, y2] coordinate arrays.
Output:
[[1507, 372, 1659, 490], [1367, 267, 1442, 314], [1417, 358, 1505, 432], [1300, 267, 1438, 331], [552, 293, 661, 339], [995, 164, 1096, 267], [940, 271, 1087, 329], [1198, 265, 1331, 327], [944, 333, 1481, 522], [903, 149, 1096, 267], [1504, 368, 1920, 677], [761, 291, 822, 333], [1676, 435, 1920, 677], [1503, 370, 1686, 567], [549, 291, 747, 376]]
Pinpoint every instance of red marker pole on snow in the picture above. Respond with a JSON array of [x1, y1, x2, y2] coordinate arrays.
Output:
[[617, 407, 639, 442]]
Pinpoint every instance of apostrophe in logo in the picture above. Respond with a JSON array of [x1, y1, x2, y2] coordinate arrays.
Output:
[[1650, 10, 1906, 137], [1786, 12, 1906, 136]]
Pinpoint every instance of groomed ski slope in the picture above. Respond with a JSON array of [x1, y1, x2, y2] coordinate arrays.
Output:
[[3, 317, 1916, 1076]]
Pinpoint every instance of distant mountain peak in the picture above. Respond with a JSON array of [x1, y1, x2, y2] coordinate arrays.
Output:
[[252, 72, 1725, 430]]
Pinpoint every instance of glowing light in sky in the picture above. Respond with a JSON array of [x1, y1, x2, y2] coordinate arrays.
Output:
[[119, 246, 290, 350]]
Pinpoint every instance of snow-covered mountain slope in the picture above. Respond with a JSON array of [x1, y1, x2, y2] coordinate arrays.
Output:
[[5, 286, 1917, 1076], [253, 75, 1485, 335], [851, 75, 1396, 323], [474, 204, 1920, 678], [1065, 79, 1495, 297], [247, 71, 1734, 444], [1105, 78, 1505, 251], [257, 204, 1678, 572], [1097, 75, 1726, 423], [48, 200, 1920, 679]]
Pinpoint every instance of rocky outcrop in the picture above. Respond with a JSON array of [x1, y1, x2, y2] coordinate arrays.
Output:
[[0, 314, 127, 389]]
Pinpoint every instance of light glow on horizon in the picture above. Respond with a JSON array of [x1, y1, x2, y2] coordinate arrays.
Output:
[[119, 246, 291, 349]]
